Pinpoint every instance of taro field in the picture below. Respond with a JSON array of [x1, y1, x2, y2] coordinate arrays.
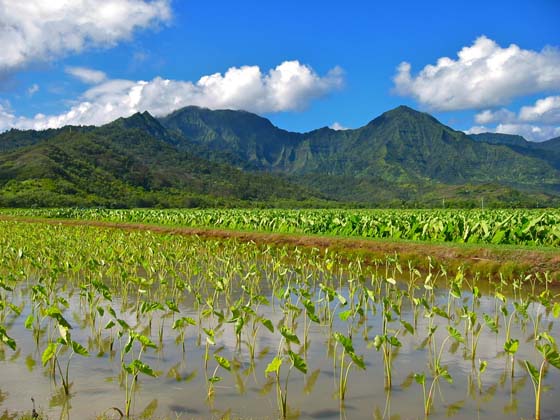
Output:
[[2, 208, 560, 246], [0, 220, 559, 419]]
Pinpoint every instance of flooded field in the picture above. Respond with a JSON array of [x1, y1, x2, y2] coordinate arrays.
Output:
[[0, 221, 559, 419]]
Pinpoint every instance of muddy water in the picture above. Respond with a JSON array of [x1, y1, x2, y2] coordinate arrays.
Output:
[[1, 286, 559, 420]]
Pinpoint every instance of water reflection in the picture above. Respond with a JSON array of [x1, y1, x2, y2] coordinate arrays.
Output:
[[0, 277, 559, 419]]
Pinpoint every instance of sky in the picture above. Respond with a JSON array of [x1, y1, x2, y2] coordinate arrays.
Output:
[[0, 0, 559, 141]]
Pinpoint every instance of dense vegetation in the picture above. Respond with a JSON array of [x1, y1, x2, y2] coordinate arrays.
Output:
[[0, 221, 558, 419], [1, 105, 560, 208], [0, 116, 329, 208], [3, 207, 559, 247]]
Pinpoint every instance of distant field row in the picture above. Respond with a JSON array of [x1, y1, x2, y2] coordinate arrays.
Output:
[[1, 208, 559, 247]]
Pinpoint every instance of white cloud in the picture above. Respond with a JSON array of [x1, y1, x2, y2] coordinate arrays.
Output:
[[0, 61, 344, 131], [494, 124, 560, 142], [330, 122, 349, 130], [27, 84, 40, 97], [394, 36, 560, 111], [66, 66, 107, 84], [0, 0, 171, 75], [474, 108, 516, 125], [465, 126, 488, 135], [469, 96, 560, 141], [519, 96, 560, 124]]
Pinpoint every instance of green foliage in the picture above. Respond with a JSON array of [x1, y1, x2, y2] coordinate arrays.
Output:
[[4, 207, 559, 247], [1, 106, 560, 207]]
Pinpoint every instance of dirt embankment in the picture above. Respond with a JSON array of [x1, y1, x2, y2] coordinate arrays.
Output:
[[2, 215, 559, 282]]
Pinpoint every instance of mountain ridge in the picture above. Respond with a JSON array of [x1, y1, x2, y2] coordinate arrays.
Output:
[[1, 105, 559, 208]]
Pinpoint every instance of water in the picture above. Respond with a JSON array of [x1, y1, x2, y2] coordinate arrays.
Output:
[[1, 280, 558, 420]]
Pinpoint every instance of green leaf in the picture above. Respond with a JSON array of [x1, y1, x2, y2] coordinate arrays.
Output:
[[265, 356, 283, 376], [447, 326, 465, 343], [387, 336, 402, 347], [46, 307, 72, 329], [124, 334, 135, 354], [0, 326, 16, 351], [42, 342, 58, 366], [24, 314, 34, 330], [129, 359, 157, 377], [234, 317, 244, 335], [504, 339, 519, 355], [373, 335, 384, 351], [338, 309, 353, 321], [203, 328, 215, 345], [538, 331, 556, 346], [172, 317, 196, 329], [439, 367, 453, 384], [432, 306, 449, 319], [450, 282, 461, 299], [479, 360, 487, 374], [166, 299, 179, 313], [413, 373, 425, 385], [540, 344, 560, 369], [483, 314, 498, 333], [280, 327, 300, 345], [208, 376, 222, 383], [214, 355, 231, 371], [104, 320, 115, 329], [524, 360, 539, 385], [71, 340, 89, 357], [261, 318, 274, 333], [553, 302, 560, 318], [349, 351, 366, 370], [400, 320, 414, 335], [495, 292, 506, 303], [333, 332, 355, 353], [136, 334, 157, 349], [117, 318, 130, 330], [288, 351, 308, 374]]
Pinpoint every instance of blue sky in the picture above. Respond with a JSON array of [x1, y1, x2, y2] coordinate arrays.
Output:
[[0, 0, 559, 141]]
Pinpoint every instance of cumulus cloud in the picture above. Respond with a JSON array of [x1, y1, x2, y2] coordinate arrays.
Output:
[[0, 61, 344, 131], [330, 122, 349, 130], [394, 36, 560, 111], [66, 66, 108, 84], [493, 124, 560, 142], [518, 96, 560, 124], [474, 108, 516, 125], [0, 0, 171, 76], [468, 96, 560, 142]]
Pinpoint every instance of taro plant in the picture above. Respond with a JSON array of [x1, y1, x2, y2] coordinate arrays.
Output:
[[171, 316, 196, 353], [333, 332, 366, 400], [207, 354, 231, 400], [121, 330, 158, 417], [524, 333, 560, 420], [265, 348, 307, 418], [41, 308, 89, 395], [414, 325, 462, 416], [0, 324, 16, 352]]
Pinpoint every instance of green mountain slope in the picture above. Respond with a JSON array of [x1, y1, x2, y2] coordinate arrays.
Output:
[[1, 105, 559, 208], [0, 116, 328, 207], [161, 106, 560, 202], [470, 132, 560, 170]]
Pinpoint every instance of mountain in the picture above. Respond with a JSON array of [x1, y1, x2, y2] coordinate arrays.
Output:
[[0, 115, 328, 208], [470, 132, 560, 170], [469, 132, 530, 148], [161, 105, 560, 203], [160, 106, 303, 169], [534, 136, 560, 153], [1, 105, 559, 208], [470, 132, 560, 152]]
